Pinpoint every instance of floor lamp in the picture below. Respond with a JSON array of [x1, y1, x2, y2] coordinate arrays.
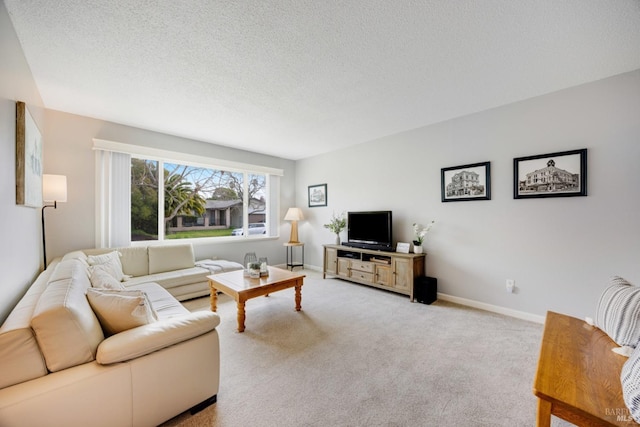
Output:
[[284, 207, 304, 244], [42, 174, 67, 267]]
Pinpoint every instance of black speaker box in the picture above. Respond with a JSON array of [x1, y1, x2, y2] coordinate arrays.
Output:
[[414, 276, 437, 304]]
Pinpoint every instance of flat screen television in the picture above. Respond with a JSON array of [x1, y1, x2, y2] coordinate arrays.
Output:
[[345, 211, 393, 251]]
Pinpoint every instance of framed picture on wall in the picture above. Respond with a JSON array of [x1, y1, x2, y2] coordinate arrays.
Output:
[[15, 101, 43, 208], [308, 183, 327, 207], [441, 161, 491, 202], [513, 149, 587, 199]]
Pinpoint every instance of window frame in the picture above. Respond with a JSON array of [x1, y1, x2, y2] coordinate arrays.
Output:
[[93, 138, 283, 246]]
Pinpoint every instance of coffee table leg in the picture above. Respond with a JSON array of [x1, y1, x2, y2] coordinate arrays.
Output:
[[536, 399, 551, 427], [210, 284, 218, 312], [295, 284, 302, 311], [237, 301, 246, 332]]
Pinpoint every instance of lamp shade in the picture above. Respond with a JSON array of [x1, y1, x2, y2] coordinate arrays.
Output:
[[284, 207, 304, 221], [43, 174, 67, 203]]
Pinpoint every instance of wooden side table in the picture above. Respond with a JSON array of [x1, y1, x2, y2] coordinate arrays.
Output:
[[284, 242, 304, 271], [533, 311, 634, 426]]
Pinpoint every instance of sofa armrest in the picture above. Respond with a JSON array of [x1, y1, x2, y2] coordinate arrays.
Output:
[[96, 311, 220, 365]]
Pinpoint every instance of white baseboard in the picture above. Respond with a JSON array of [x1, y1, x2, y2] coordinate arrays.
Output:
[[437, 293, 545, 324], [303, 264, 545, 323]]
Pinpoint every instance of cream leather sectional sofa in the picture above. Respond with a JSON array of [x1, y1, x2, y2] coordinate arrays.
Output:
[[81, 243, 244, 301], [0, 244, 242, 426]]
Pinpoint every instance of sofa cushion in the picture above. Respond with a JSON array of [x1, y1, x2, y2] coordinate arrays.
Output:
[[90, 267, 126, 290], [96, 311, 220, 365], [51, 257, 90, 281], [595, 276, 640, 348], [86, 289, 158, 336], [0, 262, 56, 389], [83, 247, 150, 277], [61, 250, 89, 264], [87, 251, 127, 281], [148, 244, 194, 274], [126, 282, 190, 319], [117, 246, 150, 277], [31, 259, 104, 372], [0, 329, 47, 389], [125, 267, 210, 291]]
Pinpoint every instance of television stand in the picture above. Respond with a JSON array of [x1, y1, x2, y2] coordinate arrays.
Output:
[[322, 244, 425, 301], [340, 242, 395, 252]]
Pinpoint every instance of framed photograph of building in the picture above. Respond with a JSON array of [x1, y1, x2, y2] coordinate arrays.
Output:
[[514, 149, 587, 199], [15, 101, 43, 208], [308, 183, 327, 207], [441, 161, 491, 202]]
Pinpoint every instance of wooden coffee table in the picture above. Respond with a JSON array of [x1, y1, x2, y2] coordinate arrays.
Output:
[[208, 266, 306, 332]]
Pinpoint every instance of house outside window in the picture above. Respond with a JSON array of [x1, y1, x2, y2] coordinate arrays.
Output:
[[130, 159, 269, 242], [93, 139, 282, 247]]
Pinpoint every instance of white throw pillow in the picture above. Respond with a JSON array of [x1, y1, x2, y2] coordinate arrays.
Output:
[[89, 267, 125, 290], [595, 276, 640, 348], [87, 251, 126, 282], [622, 345, 640, 422], [86, 288, 157, 336]]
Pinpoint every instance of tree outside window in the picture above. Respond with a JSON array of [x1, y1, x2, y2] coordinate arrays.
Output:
[[131, 158, 267, 241]]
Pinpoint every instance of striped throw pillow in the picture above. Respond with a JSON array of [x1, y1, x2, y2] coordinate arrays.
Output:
[[595, 276, 640, 348], [621, 345, 640, 422]]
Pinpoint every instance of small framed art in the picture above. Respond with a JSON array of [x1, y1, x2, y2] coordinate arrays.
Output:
[[308, 183, 327, 207], [15, 101, 43, 208], [513, 149, 587, 199], [396, 242, 410, 253], [441, 161, 491, 202]]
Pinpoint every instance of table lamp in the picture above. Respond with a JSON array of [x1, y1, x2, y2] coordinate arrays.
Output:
[[284, 207, 304, 244]]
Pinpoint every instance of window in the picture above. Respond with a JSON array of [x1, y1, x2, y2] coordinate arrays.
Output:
[[131, 159, 270, 242], [94, 139, 282, 247]]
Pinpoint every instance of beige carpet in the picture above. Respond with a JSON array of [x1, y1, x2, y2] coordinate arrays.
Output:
[[161, 269, 549, 427]]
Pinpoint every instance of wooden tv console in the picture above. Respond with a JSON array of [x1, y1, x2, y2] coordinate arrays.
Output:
[[322, 244, 425, 301]]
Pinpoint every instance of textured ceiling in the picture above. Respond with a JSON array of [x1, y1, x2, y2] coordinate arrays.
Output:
[[5, 1, 640, 160]]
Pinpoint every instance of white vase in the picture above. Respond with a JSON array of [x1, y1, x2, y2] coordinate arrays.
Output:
[[413, 245, 423, 254], [335, 235, 340, 245]]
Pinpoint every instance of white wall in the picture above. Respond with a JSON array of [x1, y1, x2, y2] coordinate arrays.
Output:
[[43, 109, 297, 266], [2, 0, 637, 324], [297, 70, 640, 320], [0, 1, 45, 323]]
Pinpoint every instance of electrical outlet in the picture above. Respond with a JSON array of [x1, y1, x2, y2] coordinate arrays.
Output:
[[506, 279, 515, 293]]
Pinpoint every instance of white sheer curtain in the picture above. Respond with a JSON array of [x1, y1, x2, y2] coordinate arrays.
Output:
[[95, 149, 131, 248], [268, 175, 280, 236]]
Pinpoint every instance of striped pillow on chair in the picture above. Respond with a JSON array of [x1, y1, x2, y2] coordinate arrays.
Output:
[[621, 345, 640, 422], [595, 276, 640, 348]]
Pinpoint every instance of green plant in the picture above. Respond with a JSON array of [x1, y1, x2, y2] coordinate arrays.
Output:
[[324, 212, 346, 234]]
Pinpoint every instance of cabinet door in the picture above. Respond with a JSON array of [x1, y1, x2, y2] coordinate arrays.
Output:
[[337, 258, 351, 278], [392, 258, 412, 291], [375, 265, 392, 287], [325, 247, 338, 275]]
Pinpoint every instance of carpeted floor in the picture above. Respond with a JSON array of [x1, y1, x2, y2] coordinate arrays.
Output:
[[161, 269, 552, 427]]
